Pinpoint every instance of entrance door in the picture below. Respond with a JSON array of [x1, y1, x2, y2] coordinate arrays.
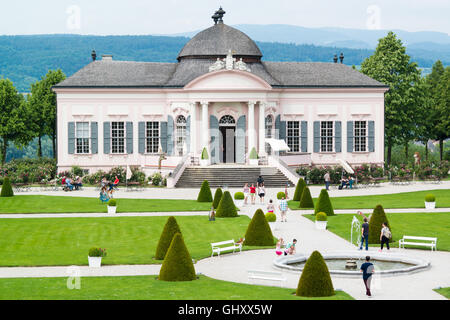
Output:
[[219, 126, 236, 163]]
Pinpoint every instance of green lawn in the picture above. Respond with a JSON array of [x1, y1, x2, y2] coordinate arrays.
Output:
[[303, 212, 450, 251], [434, 287, 450, 299], [0, 195, 211, 214], [289, 189, 450, 210], [0, 215, 273, 267], [0, 275, 353, 300]]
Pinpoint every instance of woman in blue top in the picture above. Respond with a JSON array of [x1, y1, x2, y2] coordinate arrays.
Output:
[[360, 256, 375, 297]]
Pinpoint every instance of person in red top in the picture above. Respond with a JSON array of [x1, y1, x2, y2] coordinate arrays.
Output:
[[108, 176, 120, 198], [249, 184, 256, 205]]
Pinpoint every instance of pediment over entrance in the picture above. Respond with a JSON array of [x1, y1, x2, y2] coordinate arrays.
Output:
[[184, 69, 272, 91]]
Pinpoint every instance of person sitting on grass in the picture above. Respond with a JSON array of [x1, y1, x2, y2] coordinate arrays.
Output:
[[100, 186, 110, 203]]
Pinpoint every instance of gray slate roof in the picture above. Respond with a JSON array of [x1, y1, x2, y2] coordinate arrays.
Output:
[[177, 23, 263, 60], [55, 59, 386, 89]]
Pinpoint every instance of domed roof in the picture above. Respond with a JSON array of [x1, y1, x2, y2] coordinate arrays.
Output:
[[177, 23, 263, 61]]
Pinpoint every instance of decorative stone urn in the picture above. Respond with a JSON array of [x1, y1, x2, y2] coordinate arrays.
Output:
[[425, 201, 436, 210], [107, 205, 117, 214], [315, 221, 328, 230], [88, 256, 102, 268]]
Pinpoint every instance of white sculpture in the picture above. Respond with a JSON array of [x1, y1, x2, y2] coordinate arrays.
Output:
[[208, 49, 251, 73]]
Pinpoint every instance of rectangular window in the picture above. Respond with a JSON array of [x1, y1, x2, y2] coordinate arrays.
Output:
[[111, 122, 125, 154], [320, 121, 333, 152], [287, 121, 300, 152], [354, 121, 367, 152], [146, 122, 160, 154], [75, 122, 90, 154]]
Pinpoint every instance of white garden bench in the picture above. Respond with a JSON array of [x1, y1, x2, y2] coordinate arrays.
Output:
[[211, 240, 242, 257], [399, 236, 437, 251], [247, 270, 287, 287]]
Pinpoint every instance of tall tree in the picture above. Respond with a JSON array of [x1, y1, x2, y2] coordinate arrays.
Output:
[[360, 32, 421, 167], [29, 70, 66, 159], [434, 67, 450, 161], [0, 79, 31, 164]]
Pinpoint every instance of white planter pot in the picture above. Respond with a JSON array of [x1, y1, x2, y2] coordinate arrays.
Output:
[[200, 159, 209, 167], [88, 256, 102, 268], [425, 201, 436, 209], [107, 206, 117, 214], [234, 199, 244, 207], [315, 221, 328, 230], [249, 159, 259, 166]]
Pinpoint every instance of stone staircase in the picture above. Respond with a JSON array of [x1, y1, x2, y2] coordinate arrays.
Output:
[[175, 166, 295, 188]]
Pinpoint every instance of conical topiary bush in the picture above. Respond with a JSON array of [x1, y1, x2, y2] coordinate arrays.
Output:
[[0, 177, 14, 197], [212, 188, 223, 209], [293, 178, 306, 201], [155, 216, 182, 260], [368, 204, 391, 244], [299, 186, 314, 209], [216, 191, 237, 217], [314, 189, 334, 216], [158, 233, 196, 282], [197, 180, 213, 202], [243, 209, 275, 246], [296, 251, 334, 297]]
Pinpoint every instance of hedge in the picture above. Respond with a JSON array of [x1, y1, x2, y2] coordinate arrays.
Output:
[[314, 189, 334, 216], [197, 180, 213, 202], [299, 186, 314, 209], [293, 178, 306, 201], [158, 233, 196, 282], [296, 251, 334, 297], [0, 177, 14, 197], [154, 216, 182, 260], [368, 205, 391, 244], [216, 191, 238, 218], [212, 188, 223, 209], [243, 209, 275, 246]]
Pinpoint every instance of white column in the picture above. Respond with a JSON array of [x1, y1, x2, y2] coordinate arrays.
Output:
[[248, 101, 256, 156], [259, 102, 266, 156], [190, 102, 197, 156], [201, 102, 209, 151]]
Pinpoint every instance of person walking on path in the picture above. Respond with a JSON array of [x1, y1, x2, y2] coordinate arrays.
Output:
[[279, 196, 288, 222], [258, 183, 266, 204], [267, 199, 275, 214], [249, 184, 256, 205], [359, 215, 369, 251], [324, 171, 331, 191], [379, 222, 391, 252], [243, 183, 250, 205], [360, 256, 375, 297]]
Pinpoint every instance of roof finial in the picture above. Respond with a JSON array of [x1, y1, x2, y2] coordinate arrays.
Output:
[[214, 6, 225, 24]]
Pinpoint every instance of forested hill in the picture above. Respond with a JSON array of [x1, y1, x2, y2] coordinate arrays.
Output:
[[0, 34, 446, 92]]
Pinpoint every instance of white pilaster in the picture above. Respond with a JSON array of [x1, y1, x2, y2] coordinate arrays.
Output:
[[201, 101, 209, 151], [259, 102, 266, 156], [190, 102, 197, 156], [248, 101, 256, 156]]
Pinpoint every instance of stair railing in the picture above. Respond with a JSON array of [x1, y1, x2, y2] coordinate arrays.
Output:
[[267, 155, 300, 185], [167, 154, 190, 188]]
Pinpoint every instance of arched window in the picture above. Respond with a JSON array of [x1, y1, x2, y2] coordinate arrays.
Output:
[[265, 115, 274, 154], [219, 115, 236, 126], [176, 115, 186, 156]]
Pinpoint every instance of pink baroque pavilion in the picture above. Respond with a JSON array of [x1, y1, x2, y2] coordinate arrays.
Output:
[[53, 8, 388, 184]]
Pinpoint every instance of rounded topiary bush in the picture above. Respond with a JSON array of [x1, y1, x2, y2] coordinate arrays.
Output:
[[108, 199, 117, 207], [296, 251, 334, 297], [197, 180, 213, 202], [425, 194, 435, 202], [293, 178, 306, 201], [299, 186, 314, 209], [216, 191, 238, 217], [158, 233, 196, 282], [368, 204, 391, 244], [234, 192, 244, 200], [265, 212, 276, 222], [277, 191, 286, 200], [155, 216, 182, 260], [0, 177, 14, 197], [316, 212, 327, 221], [212, 188, 223, 209], [314, 189, 334, 216], [243, 209, 275, 246]]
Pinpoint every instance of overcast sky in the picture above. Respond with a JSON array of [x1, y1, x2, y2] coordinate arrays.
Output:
[[0, 0, 449, 35]]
